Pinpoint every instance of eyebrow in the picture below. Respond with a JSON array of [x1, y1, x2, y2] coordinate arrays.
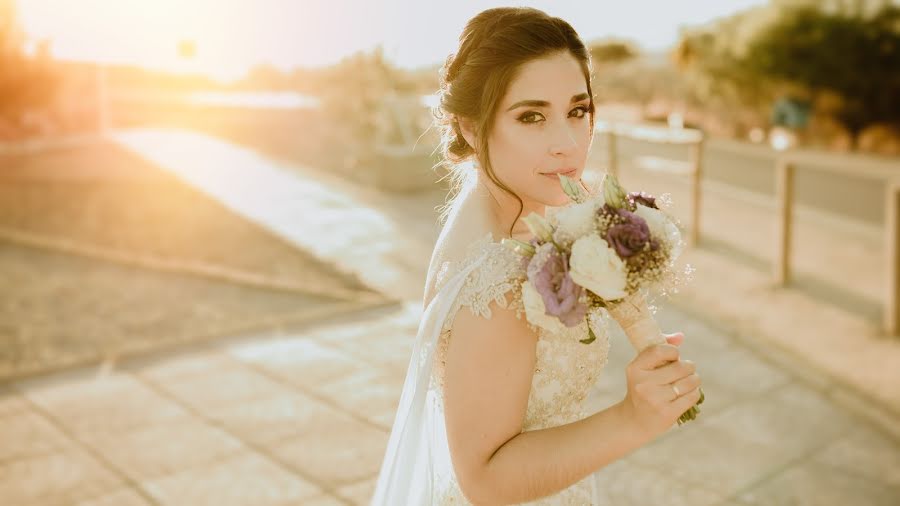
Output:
[[506, 92, 590, 112]]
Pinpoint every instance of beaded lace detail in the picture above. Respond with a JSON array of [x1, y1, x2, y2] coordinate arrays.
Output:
[[429, 232, 611, 505]]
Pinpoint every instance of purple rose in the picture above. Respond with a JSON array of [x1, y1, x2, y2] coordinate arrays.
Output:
[[628, 191, 658, 210], [531, 250, 587, 327], [605, 210, 651, 258]]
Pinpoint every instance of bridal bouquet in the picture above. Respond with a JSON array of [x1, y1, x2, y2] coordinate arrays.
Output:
[[502, 173, 704, 425]]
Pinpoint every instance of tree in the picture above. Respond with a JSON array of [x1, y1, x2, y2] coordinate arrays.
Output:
[[675, 0, 900, 146], [589, 40, 638, 66], [742, 3, 900, 144], [0, 0, 60, 127], [673, 7, 778, 131]]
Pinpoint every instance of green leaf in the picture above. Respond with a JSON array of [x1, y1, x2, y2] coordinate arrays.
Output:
[[579, 326, 598, 344]]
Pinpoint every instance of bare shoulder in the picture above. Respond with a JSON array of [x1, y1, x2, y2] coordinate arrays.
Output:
[[442, 255, 539, 491]]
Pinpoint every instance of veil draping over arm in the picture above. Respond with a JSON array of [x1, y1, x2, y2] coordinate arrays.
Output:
[[369, 246, 492, 505]]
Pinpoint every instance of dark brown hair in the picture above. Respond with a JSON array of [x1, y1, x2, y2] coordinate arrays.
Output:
[[433, 7, 596, 237]]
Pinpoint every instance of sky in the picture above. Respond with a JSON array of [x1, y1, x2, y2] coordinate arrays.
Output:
[[18, 0, 767, 81]]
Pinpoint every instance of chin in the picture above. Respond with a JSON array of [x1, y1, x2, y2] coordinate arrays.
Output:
[[542, 189, 571, 208]]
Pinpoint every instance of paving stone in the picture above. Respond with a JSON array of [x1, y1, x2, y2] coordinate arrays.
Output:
[[714, 499, 754, 506], [228, 338, 371, 391], [811, 428, 900, 488], [0, 386, 29, 418], [681, 343, 791, 398], [334, 477, 377, 505], [149, 364, 293, 411], [737, 458, 900, 506], [311, 369, 403, 430], [596, 326, 792, 420], [268, 411, 387, 488], [591, 458, 726, 506], [655, 305, 734, 351], [206, 392, 345, 445], [625, 382, 855, 497], [0, 409, 73, 461], [79, 418, 245, 482], [141, 452, 321, 506], [317, 326, 416, 373], [14, 371, 189, 436], [73, 487, 152, 506], [299, 494, 348, 506], [130, 350, 240, 382], [0, 447, 124, 505]]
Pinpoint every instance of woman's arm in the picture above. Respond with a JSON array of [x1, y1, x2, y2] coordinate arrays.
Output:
[[444, 294, 655, 505]]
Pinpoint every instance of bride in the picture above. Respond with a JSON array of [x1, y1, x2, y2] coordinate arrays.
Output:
[[371, 7, 703, 505]]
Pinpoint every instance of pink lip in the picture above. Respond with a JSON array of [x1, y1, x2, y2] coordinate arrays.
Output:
[[541, 169, 577, 177]]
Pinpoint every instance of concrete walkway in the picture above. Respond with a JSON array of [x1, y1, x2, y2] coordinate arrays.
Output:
[[109, 128, 442, 301], [2, 128, 898, 505]]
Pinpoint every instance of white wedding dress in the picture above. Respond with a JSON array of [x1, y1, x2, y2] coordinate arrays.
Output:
[[370, 224, 615, 505]]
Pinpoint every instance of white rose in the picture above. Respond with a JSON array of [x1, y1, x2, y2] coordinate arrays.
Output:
[[569, 234, 628, 301], [633, 204, 683, 260], [521, 280, 567, 334], [548, 199, 599, 243]]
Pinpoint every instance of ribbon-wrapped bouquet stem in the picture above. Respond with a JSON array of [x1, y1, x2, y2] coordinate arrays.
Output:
[[502, 173, 704, 425]]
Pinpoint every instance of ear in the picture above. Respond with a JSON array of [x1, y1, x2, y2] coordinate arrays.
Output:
[[457, 116, 478, 151]]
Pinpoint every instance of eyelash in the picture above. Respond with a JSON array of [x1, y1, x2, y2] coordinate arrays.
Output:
[[517, 105, 590, 124]]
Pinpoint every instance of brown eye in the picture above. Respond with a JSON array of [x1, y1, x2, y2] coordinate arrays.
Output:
[[518, 111, 544, 124], [570, 106, 589, 118]]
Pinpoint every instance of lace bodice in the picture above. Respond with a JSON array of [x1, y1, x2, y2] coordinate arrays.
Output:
[[428, 232, 611, 505]]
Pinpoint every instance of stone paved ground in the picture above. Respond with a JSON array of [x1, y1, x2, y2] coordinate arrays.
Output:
[[2, 129, 898, 505], [3, 301, 898, 505]]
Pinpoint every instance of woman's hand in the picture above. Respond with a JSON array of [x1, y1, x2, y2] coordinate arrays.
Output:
[[620, 332, 703, 439]]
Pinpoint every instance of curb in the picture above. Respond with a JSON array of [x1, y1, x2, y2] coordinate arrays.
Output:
[[0, 226, 385, 304], [2, 296, 399, 385]]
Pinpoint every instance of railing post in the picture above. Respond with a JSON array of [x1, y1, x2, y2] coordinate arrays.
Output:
[[689, 136, 704, 247], [885, 181, 900, 337], [606, 129, 618, 178], [774, 156, 795, 285]]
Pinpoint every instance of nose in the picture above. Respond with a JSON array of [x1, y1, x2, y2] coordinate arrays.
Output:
[[549, 121, 578, 156]]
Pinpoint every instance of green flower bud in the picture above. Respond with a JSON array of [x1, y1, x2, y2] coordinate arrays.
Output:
[[522, 212, 554, 242], [559, 174, 586, 204], [501, 238, 536, 256], [602, 173, 628, 209]]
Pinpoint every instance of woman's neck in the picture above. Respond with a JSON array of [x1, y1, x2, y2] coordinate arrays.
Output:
[[470, 172, 544, 241]]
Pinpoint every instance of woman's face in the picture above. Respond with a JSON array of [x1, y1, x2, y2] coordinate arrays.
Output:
[[483, 51, 594, 208]]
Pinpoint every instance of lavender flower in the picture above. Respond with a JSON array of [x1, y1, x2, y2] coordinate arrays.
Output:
[[531, 249, 588, 327], [605, 209, 652, 258]]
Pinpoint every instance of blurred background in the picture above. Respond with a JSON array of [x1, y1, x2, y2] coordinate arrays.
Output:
[[1, 0, 899, 505]]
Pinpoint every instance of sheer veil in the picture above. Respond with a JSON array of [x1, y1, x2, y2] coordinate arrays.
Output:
[[369, 176, 495, 504]]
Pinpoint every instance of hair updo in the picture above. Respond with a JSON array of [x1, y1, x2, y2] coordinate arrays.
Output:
[[432, 7, 596, 236]]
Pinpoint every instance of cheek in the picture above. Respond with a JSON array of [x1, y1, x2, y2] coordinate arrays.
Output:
[[488, 123, 589, 206], [489, 127, 543, 187]]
